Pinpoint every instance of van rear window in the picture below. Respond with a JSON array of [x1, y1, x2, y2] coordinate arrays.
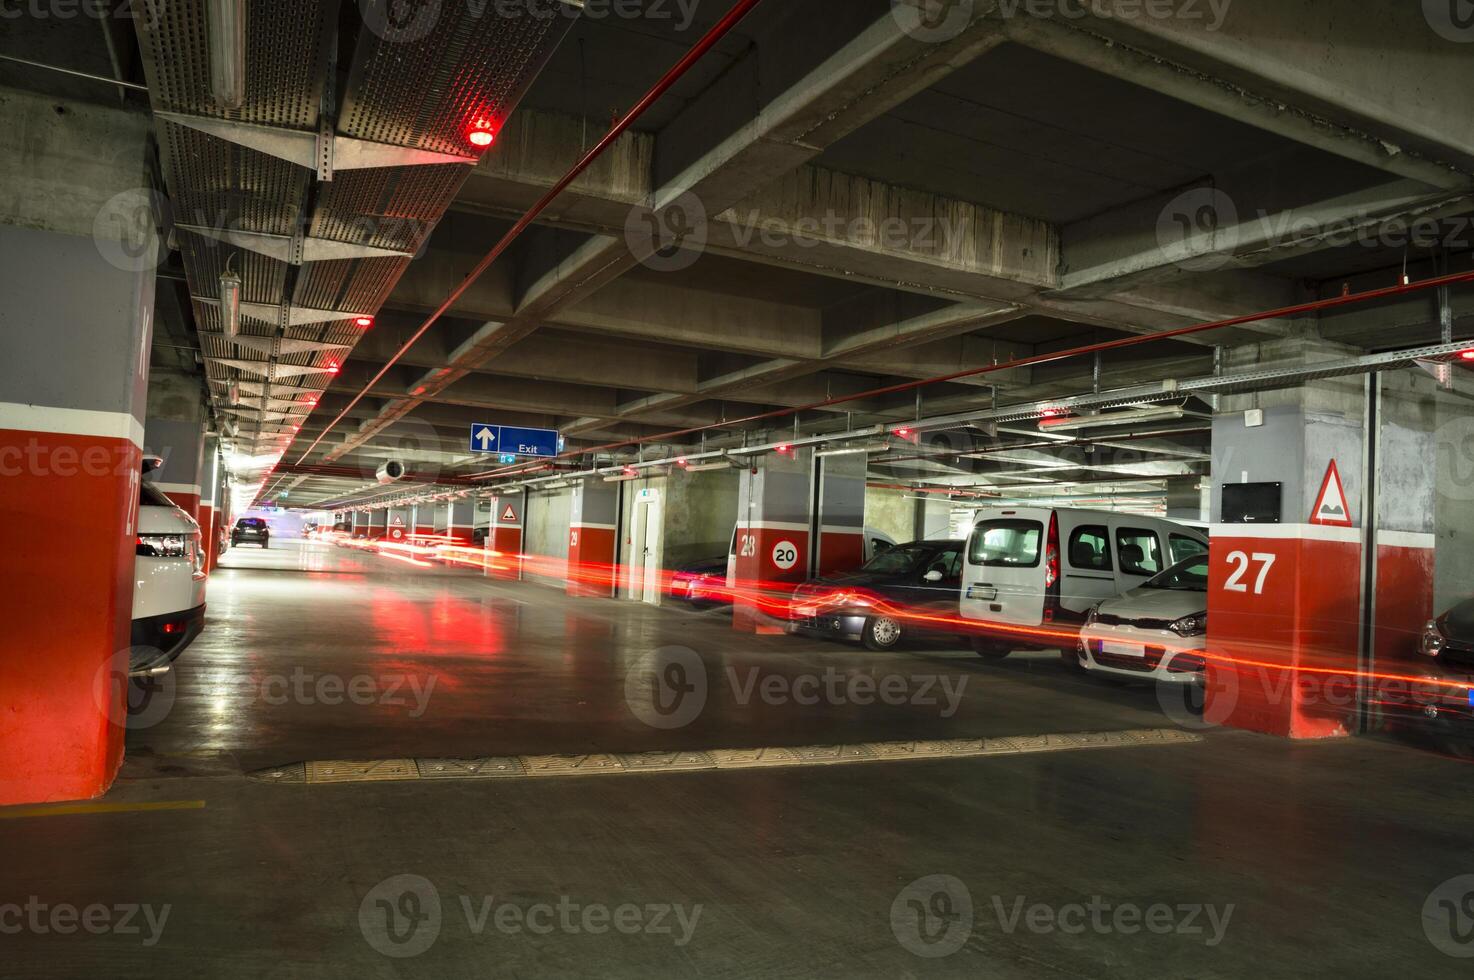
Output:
[[968, 520, 1042, 567]]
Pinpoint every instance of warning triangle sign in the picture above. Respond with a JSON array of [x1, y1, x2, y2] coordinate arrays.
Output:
[[1310, 459, 1353, 527], [500, 504, 518, 522], [391, 515, 404, 525]]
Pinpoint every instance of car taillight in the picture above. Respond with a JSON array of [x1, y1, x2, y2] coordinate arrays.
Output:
[[136, 534, 189, 558]]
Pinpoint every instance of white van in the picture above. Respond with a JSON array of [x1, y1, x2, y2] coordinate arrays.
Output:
[[959, 508, 1207, 658], [132, 464, 208, 676]]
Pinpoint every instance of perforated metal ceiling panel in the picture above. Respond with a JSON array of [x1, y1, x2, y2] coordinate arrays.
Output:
[[132, 0, 578, 467]]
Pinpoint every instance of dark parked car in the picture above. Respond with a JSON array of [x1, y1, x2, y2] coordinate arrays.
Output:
[[1396, 598, 1474, 757], [788, 539, 966, 650], [231, 517, 270, 549], [670, 555, 730, 608]]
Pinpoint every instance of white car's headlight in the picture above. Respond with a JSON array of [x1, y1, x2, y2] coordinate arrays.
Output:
[[1169, 612, 1208, 637]]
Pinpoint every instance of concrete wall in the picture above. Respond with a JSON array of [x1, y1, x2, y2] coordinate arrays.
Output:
[[525, 487, 573, 585], [864, 486, 915, 543], [1431, 371, 1474, 613], [615, 469, 739, 600]]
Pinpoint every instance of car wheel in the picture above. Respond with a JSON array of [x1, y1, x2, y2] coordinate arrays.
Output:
[[971, 637, 1013, 659], [862, 616, 903, 651]]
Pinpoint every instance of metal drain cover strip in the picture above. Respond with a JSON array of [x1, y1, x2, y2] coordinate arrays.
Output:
[[249, 728, 1202, 786]]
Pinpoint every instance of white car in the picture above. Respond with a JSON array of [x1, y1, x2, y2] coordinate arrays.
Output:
[[1076, 554, 1209, 685], [131, 468, 208, 676]]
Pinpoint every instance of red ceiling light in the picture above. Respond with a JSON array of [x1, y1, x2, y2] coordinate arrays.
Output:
[[354, 315, 374, 328], [326, 363, 340, 374], [1460, 350, 1474, 361], [893, 427, 913, 438], [468, 120, 495, 148]]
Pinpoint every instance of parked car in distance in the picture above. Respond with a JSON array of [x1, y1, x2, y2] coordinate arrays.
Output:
[[132, 469, 207, 676], [1077, 554, 1209, 684], [789, 539, 966, 650], [671, 555, 731, 608], [232, 517, 270, 548], [960, 508, 1208, 659]]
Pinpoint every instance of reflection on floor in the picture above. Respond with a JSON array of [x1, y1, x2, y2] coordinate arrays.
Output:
[[1, 540, 1469, 976]]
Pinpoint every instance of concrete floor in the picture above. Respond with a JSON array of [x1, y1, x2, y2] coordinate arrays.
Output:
[[2, 539, 1471, 977]]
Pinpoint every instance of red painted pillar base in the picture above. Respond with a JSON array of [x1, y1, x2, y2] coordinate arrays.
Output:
[[567, 525, 616, 597], [817, 528, 865, 577], [1373, 532, 1436, 662], [161, 489, 200, 520], [487, 527, 523, 580], [0, 428, 137, 805], [199, 504, 216, 573], [733, 524, 810, 633], [1206, 526, 1362, 739]]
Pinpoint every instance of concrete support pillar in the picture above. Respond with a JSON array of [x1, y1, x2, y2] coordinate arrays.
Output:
[[0, 85, 157, 804], [816, 453, 865, 576], [366, 509, 388, 540], [1166, 476, 1207, 524], [568, 479, 619, 597], [1371, 373, 1437, 665], [487, 491, 526, 581], [200, 435, 221, 572], [919, 496, 954, 540], [444, 498, 476, 544], [351, 510, 368, 538], [410, 503, 435, 538], [144, 371, 206, 518], [386, 506, 412, 544], [1208, 376, 1366, 739], [733, 449, 813, 633]]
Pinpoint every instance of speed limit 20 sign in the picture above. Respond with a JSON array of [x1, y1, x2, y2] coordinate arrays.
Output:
[[771, 540, 799, 571]]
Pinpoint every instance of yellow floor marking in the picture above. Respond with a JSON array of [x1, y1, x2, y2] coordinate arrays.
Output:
[[0, 799, 206, 819], [251, 728, 1203, 787]]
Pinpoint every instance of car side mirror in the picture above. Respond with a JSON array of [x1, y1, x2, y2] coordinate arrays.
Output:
[[923, 570, 944, 583]]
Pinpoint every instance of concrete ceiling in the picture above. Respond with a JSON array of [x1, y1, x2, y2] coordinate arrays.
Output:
[[13, 0, 1471, 511]]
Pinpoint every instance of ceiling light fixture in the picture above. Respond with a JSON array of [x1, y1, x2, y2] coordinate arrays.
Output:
[[1039, 406, 1187, 431], [218, 267, 242, 338], [468, 120, 495, 147], [205, 0, 246, 109]]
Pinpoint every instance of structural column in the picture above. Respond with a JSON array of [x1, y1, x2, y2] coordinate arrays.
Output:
[[386, 505, 412, 544], [1371, 374, 1437, 663], [733, 449, 813, 632], [411, 502, 435, 538], [487, 491, 525, 581], [366, 508, 388, 540], [199, 434, 221, 572], [1207, 380, 1365, 739], [567, 479, 618, 597], [815, 453, 866, 576], [350, 510, 368, 538], [443, 498, 476, 544], [0, 85, 157, 804], [143, 370, 206, 518]]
